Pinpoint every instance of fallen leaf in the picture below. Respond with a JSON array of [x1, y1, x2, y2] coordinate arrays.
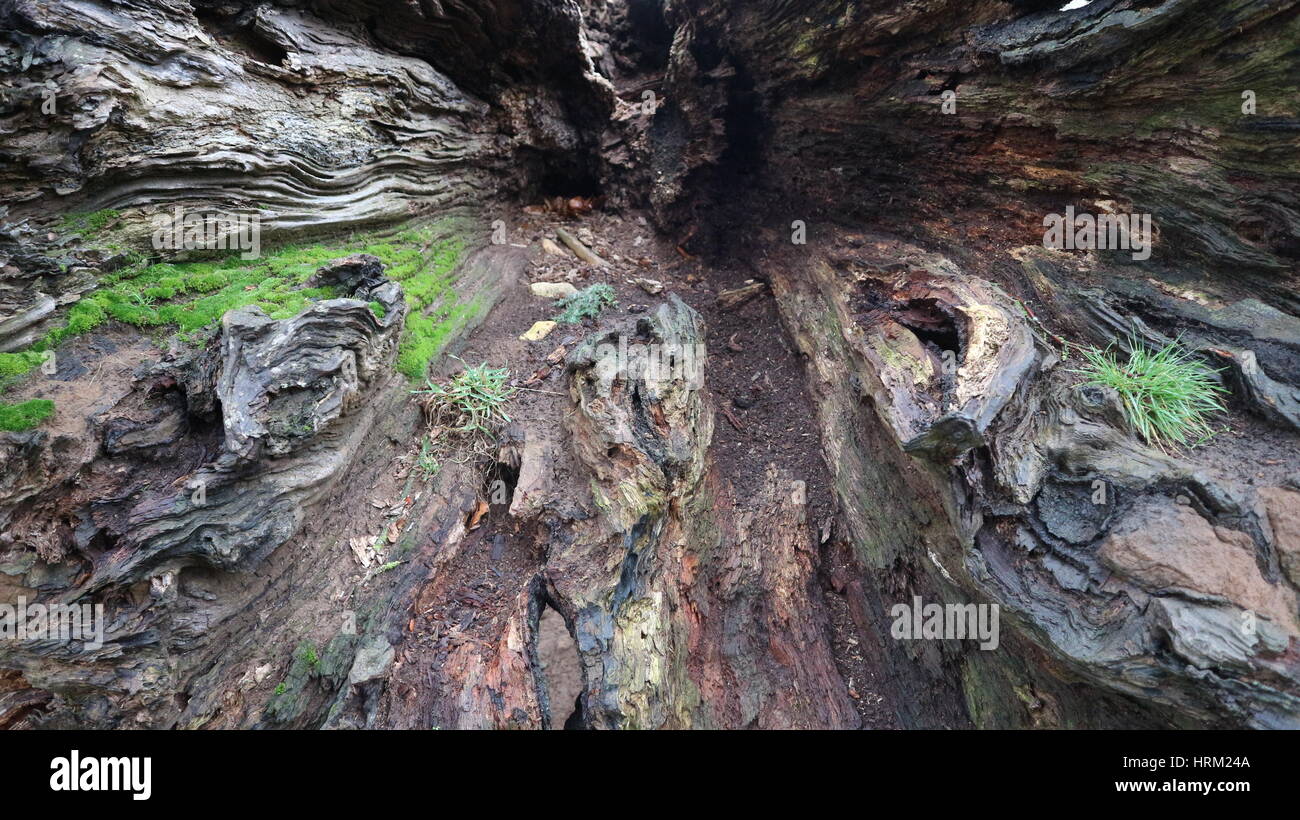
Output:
[[468, 500, 489, 530]]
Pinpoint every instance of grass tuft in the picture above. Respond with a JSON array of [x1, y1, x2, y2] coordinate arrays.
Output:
[[413, 361, 514, 437], [1072, 334, 1227, 450]]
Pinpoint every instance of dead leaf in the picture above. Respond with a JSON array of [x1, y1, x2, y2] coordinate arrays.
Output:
[[523, 366, 551, 387], [468, 500, 489, 530]]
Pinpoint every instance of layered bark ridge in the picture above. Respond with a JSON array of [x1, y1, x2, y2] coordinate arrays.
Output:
[[0, 0, 610, 247], [2, 0, 1299, 730]]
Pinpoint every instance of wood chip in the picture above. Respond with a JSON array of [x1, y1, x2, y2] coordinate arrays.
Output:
[[717, 282, 767, 310], [719, 403, 745, 431], [349, 537, 373, 568]]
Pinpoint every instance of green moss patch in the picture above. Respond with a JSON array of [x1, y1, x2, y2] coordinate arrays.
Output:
[[2, 219, 474, 432], [360, 227, 469, 380], [61, 209, 122, 238], [0, 351, 46, 386], [0, 399, 54, 432]]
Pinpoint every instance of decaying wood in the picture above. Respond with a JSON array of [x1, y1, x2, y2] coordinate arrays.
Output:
[[2, 0, 1298, 731], [716, 282, 767, 311], [362, 296, 854, 728]]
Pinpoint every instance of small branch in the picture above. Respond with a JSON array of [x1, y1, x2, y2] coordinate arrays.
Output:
[[555, 227, 608, 267]]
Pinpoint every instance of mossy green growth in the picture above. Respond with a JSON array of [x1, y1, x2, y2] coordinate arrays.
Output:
[[0, 399, 54, 432], [2, 219, 473, 432], [0, 351, 46, 385], [397, 298, 479, 381], [298, 642, 321, 670], [365, 229, 469, 381], [367, 300, 386, 319], [265, 638, 326, 724], [61, 209, 122, 237], [31, 245, 343, 353], [29, 222, 467, 357]]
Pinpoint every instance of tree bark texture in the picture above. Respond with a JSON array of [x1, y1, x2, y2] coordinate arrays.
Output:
[[1, 0, 1298, 729]]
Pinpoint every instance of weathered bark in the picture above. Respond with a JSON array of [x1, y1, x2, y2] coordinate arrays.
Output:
[[0, 241, 522, 728], [367, 297, 854, 729], [646, 0, 1300, 727]]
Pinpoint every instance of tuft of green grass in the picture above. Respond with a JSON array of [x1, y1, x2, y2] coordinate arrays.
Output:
[[413, 361, 515, 437], [415, 436, 440, 480], [554, 283, 617, 324], [0, 399, 54, 432], [1072, 335, 1227, 450]]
